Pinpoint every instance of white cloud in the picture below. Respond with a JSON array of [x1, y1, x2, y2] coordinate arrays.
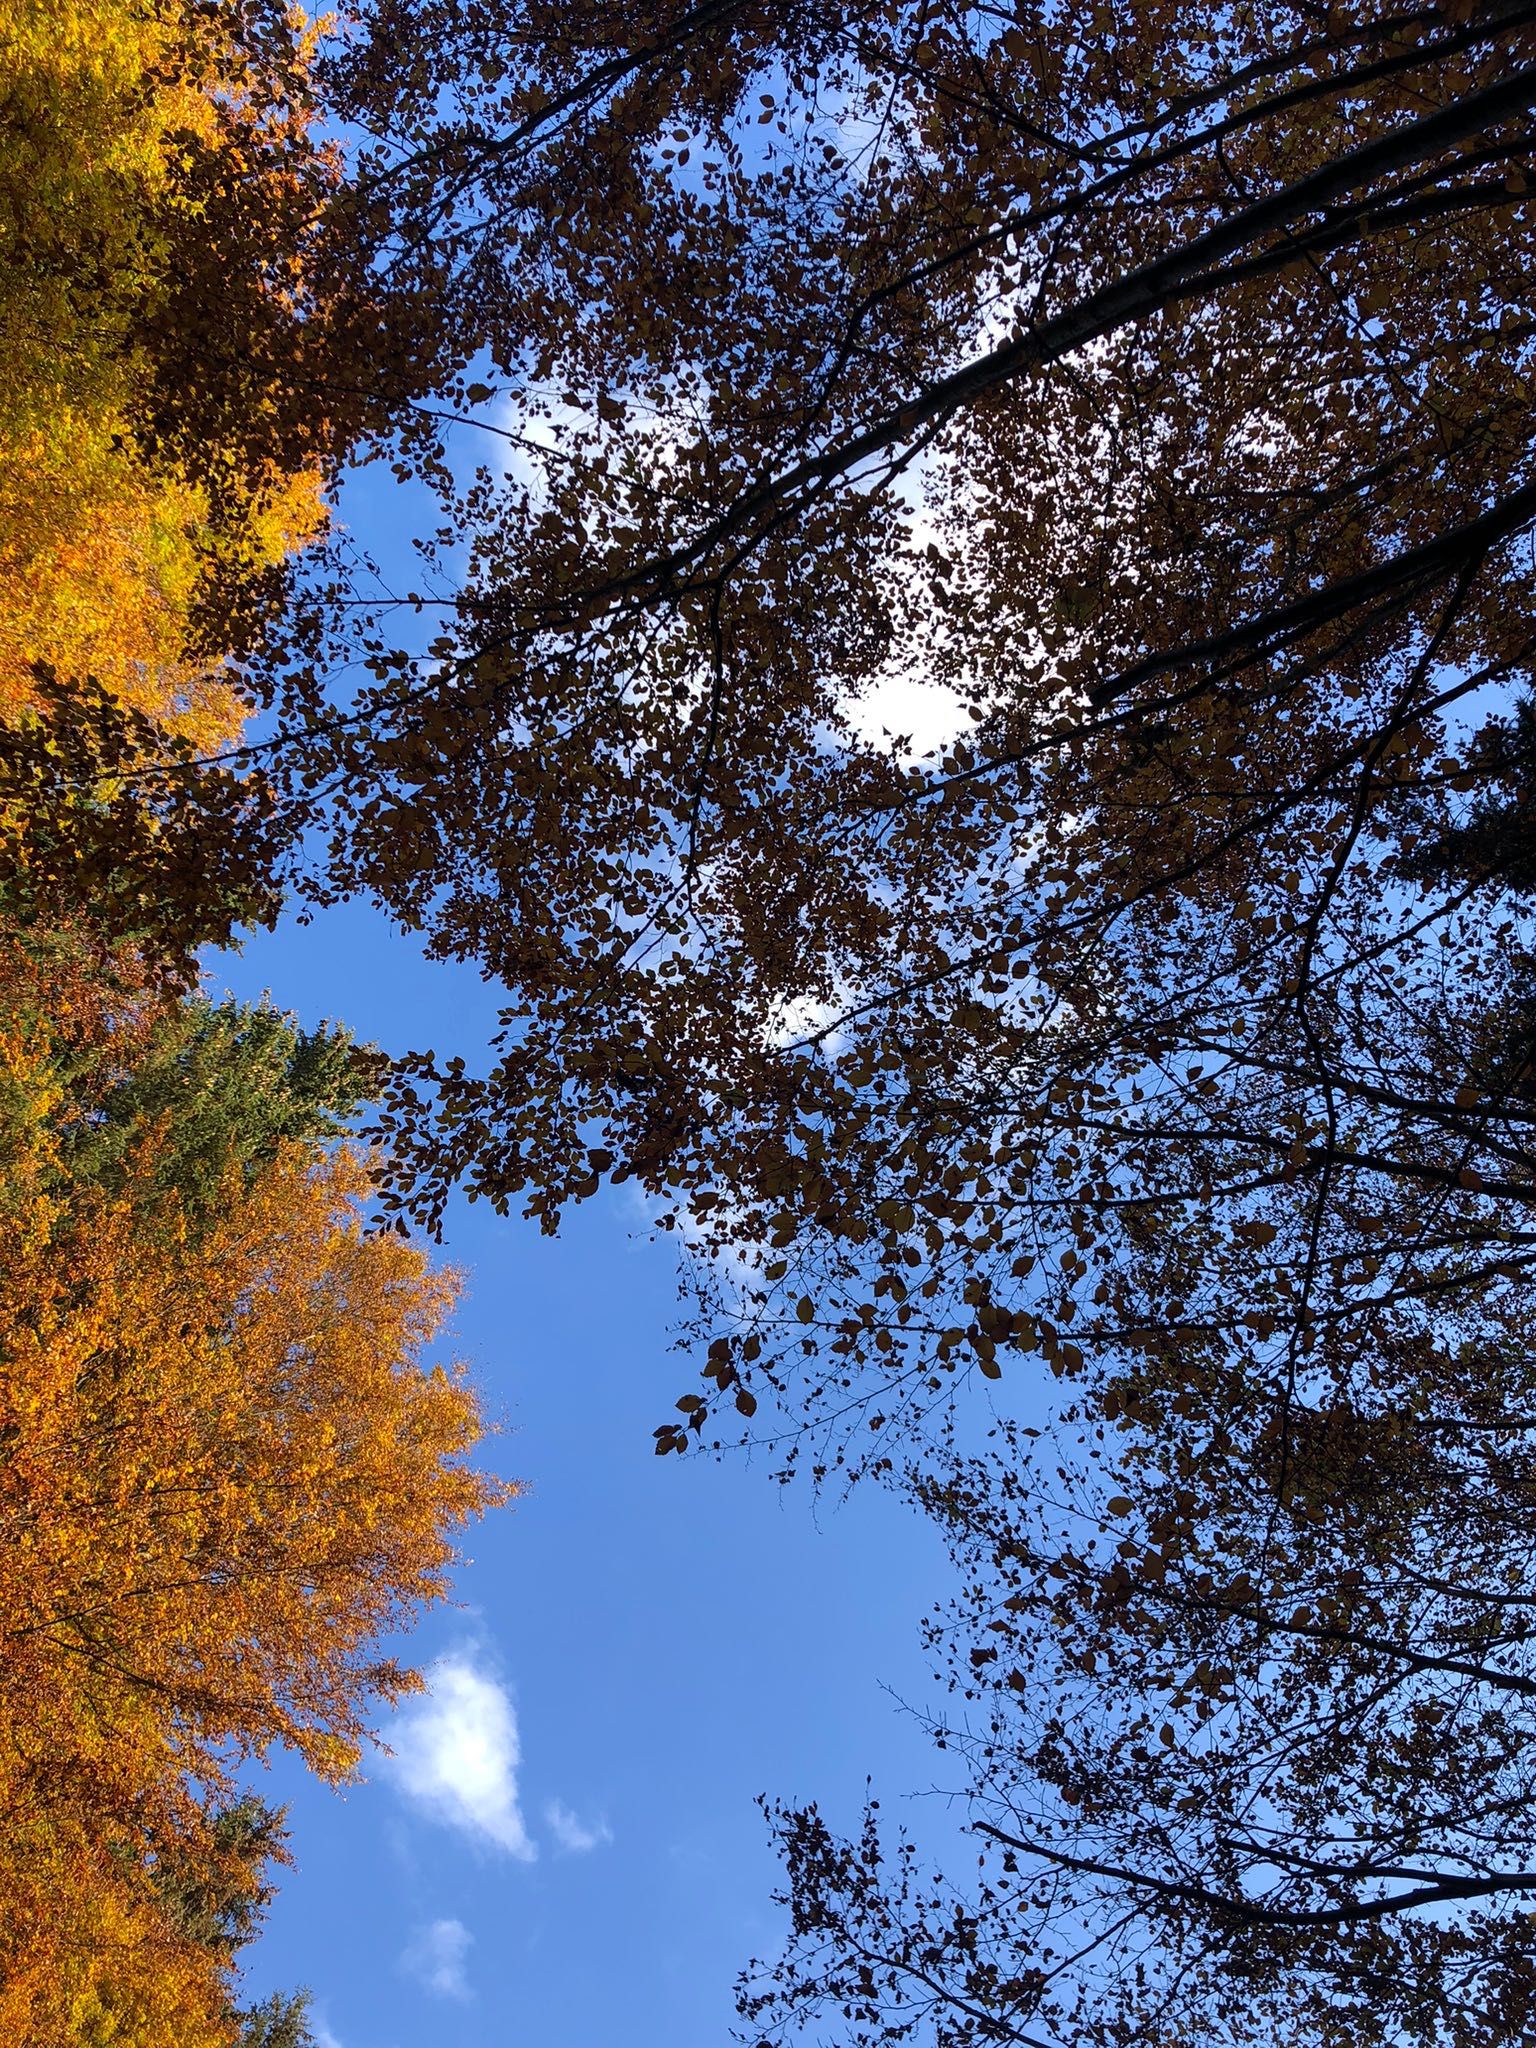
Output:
[[545, 1798, 613, 1854], [402, 1917, 473, 2001], [843, 661, 964, 763], [384, 1654, 536, 1859], [311, 2024, 344, 2048]]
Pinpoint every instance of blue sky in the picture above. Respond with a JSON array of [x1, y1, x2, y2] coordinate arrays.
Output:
[[211, 475, 960, 2046]]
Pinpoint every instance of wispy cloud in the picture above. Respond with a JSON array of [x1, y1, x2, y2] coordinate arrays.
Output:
[[384, 1654, 536, 1859], [402, 1917, 474, 2001], [545, 1798, 613, 1854], [312, 2023, 344, 2048]]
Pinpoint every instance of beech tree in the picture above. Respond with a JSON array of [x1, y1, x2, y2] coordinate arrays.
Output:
[[0, 11, 497, 2033], [272, 0, 1536, 1463], [0, 0, 453, 973], [0, 670, 288, 968], [0, 936, 508, 2046], [738, 1314, 1536, 2048], [0, 0, 328, 735], [243, 4, 1536, 2037]]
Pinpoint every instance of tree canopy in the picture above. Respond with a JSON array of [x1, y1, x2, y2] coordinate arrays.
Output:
[[0, 2, 509, 2034], [254, 2, 1536, 2039], [273, 0, 1536, 1456], [0, 930, 508, 2045], [10, 0, 1536, 2039]]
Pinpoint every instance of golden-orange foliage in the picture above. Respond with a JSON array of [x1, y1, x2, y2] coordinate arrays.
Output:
[[0, 0, 331, 741], [0, 953, 509, 2043], [2, 1803, 237, 2048], [0, 3, 479, 2032]]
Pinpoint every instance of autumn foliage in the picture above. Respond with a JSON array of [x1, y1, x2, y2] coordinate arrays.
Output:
[[271, 2, 1536, 2041], [0, 0, 523, 2026], [0, 937, 507, 2042], [0, 0, 513, 2036], [0, 0, 440, 964], [0, 0, 322, 737], [15, 0, 1536, 2041]]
